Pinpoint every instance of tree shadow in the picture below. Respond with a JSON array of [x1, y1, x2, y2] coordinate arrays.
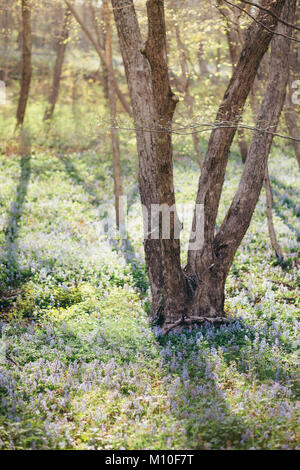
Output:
[[156, 315, 298, 449], [59, 153, 143, 279], [1, 153, 32, 292], [270, 175, 300, 237]]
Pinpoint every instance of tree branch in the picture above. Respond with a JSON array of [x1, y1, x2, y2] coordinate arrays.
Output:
[[64, 0, 132, 116]]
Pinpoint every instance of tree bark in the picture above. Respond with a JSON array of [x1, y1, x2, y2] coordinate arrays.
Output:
[[173, 19, 203, 167], [284, 31, 300, 170], [112, 0, 290, 329], [44, 8, 71, 122], [16, 0, 32, 128], [111, 0, 164, 321], [103, 0, 124, 230], [214, 0, 294, 281], [187, 0, 286, 289], [142, 0, 187, 322]]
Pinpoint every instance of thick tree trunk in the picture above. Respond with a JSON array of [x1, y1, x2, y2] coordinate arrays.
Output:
[[142, 0, 187, 322], [214, 0, 294, 287], [16, 0, 32, 128], [187, 0, 286, 286], [44, 8, 71, 122], [111, 0, 164, 320], [218, 0, 282, 256], [112, 0, 289, 330]]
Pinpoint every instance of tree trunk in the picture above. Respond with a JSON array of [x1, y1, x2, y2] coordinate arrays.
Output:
[[103, 0, 124, 230], [142, 0, 187, 323], [2, 2, 12, 83], [16, 0, 32, 128], [187, 0, 288, 320], [213, 0, 294, 292], [187, 0, 286, 286], [197, 44, 209, 76], [111, 0, 164, 321], [264, 165, 284, 259], [284, 36, 300, 170], [112, 0, 289, 330], [44, 8, 71, 122], [285, 90, 300, 170], [173, 20, 203, 167]]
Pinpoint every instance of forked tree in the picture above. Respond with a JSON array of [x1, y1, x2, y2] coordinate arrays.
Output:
[[111, 0, 295, 331]]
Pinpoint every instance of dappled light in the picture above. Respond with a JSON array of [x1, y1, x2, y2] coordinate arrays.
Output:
[[0, 0, 299, 452]]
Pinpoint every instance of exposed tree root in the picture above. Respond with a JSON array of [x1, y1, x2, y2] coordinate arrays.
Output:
[[163, 316, 229, 335]]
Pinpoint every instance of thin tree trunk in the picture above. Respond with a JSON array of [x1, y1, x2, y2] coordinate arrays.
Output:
[[103, 0, 124, 230], [64, 0, 132, 117], [111, 0, 165, 321], [44, 8, 71, 122], [285, 91, 300, 169], [217, 0, 248, 162], [264, 165, 284, 259], [3, 2, 11, 83], [16, 0, 32, 128], [173, 20, 203, 168], [197, 44, 209, 76]]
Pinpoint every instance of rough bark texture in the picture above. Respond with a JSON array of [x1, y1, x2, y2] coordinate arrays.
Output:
[[186, 0, 286, 319], [112, 0, 291, 330], [218, 0, 282, 255], [44, 8, 71, 122], [111, 0, 164, 320], [214, 0, 295, 277], [16, 0, 32, 128], [142, 0, 187, 323]]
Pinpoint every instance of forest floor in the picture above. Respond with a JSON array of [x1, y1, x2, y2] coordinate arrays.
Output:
[[0, 148, 299, 449]]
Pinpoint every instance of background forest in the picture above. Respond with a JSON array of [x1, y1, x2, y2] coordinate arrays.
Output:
[[0, 0, 299, 450]]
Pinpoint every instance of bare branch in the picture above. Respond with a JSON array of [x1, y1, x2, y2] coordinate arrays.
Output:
[[64, 0, 132, 116], [223, 0, 300, 43]]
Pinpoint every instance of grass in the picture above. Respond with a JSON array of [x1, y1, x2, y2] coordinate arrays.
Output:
[[0, 127, 299, 449]]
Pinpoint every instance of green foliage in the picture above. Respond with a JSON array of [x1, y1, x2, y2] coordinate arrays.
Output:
[[0, 148, 299, 450]]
